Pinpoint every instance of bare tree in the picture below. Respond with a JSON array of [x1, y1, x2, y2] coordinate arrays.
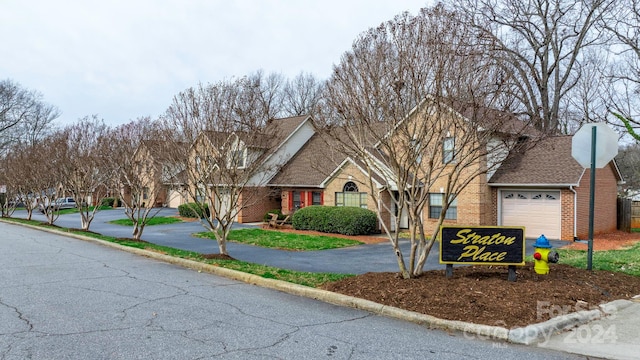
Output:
[[283, 72, 324, 116], [1, 142, 41, 219], [616, 143, 640, 196], [107, 118, 170, 240], [317, 5, 526, 278], [602, 0, 640, 135], [59, 116, 113, 231], [449, 0, 615, 133], [559, 48, 612, 133], [162, 79, 288, 255], [26, 131, 69, 225], [0, 80, 33, 132], [19, 101, 60, 147]]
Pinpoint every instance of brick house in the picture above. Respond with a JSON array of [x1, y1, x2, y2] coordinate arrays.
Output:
[[187, 115, 315, 223], [125, 140, 187, 208], [181, 108, 621, 241], [269, 114, 621, 240], [488, 136, 622, 240]]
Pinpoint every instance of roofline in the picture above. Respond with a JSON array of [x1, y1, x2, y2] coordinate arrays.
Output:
[[260, 115, 312, 166], [267, 184, 324, 188], [611, 159, 624, 182], [488, 183, 579, 187], [320, 157, 384, 189]]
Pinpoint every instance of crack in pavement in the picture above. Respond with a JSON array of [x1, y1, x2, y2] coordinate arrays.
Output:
[[0, 298, 34, 334]]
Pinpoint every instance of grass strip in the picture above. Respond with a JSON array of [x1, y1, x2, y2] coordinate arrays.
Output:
[[195, 228, 363, 251], [558, 242, 640, 276]]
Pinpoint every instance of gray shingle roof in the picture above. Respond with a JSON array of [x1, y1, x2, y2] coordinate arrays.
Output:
[[489, 136, 585, 185], [269, 133, 343, 187]]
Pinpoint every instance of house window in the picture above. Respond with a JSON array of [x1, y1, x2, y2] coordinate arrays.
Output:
[[429, 193, 457, 220], [228, 140, 247, 169], [336, 181, 367, 208], [292, 191, 302, 210], [443, 137, 455, 163], [343, 181, 358, 192], [312, 191, 322, 205]]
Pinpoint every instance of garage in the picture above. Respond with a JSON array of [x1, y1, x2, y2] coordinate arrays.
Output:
[[500, 190, 561, 239]]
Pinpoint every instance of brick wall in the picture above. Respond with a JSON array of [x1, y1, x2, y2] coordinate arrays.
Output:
[[237, 187, 281, 223], [421, 164, 488, 236], [575, 164, 619, 238], [560, 188, 575, 240]]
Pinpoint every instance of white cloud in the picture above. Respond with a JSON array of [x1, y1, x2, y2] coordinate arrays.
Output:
[[1, 0, 427, 125]]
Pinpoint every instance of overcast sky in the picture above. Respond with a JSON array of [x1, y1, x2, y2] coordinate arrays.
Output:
[[2, 0, 427, 126]]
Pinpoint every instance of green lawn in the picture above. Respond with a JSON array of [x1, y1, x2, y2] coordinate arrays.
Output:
[[109, 217, 183, 226], [557, 242, 640, 276], [195, 228, 363, 251]]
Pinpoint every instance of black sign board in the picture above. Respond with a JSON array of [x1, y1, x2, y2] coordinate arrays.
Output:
[[439, 226, 525, 266]]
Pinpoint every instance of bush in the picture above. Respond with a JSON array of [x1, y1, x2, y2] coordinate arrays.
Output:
[[292, 206, 378, 236], [263, 209, 286, 222], [101, 197, 117, 207], [178, 202, 209, 218]]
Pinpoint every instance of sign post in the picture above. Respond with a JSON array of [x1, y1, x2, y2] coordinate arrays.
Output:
[[571, 123, 618, 270]]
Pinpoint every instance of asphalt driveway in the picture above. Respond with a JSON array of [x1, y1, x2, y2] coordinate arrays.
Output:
[[14, 208, 566, 275]]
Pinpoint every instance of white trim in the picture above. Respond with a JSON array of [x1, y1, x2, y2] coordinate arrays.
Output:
[[489, 183, 578, 187], [319, 157, 384, 189], [569, 185, 577, 239], [259, 116, 312, 167]]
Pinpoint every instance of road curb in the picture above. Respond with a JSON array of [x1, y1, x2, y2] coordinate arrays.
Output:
[[1, 219, 628, 344], [507, 299, 634, 345]]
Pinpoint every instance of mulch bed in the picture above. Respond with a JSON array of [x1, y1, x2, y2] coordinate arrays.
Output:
[[321, 263, 640, 328]]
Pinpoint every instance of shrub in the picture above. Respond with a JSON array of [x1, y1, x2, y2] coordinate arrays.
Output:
[[263, 209, 286, 222], [292, 206, 377, 235], [101, 197, 116, 207], [178, 202, 209, 218]]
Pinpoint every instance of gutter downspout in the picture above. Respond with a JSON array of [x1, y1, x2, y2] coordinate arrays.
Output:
[[570, 186, 577, 240]]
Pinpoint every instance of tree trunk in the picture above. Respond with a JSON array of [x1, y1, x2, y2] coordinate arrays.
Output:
[[81, 215, 90, 231], [132, 223, 140, 240], [414, 237, 437, 276], [217, 238, 228, 255], [390, 238, 410, 278]]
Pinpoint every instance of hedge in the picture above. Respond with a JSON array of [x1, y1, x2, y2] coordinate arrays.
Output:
[[263, 209, 287, 222], [101, 197, 117, 207], [291, 205, 377, 236], [178, 202, 209, 218]]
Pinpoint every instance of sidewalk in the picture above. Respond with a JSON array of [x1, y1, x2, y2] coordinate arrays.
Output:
[[535, 298, 640, 360]]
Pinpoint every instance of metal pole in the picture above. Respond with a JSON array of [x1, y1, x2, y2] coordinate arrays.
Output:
[[587, 126, 596, 271]]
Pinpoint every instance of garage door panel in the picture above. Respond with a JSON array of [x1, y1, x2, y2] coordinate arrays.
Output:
[[501, 191, 561, 239]]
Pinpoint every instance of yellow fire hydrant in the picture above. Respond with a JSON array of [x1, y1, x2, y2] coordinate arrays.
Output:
[[532, 234, 559, 275]]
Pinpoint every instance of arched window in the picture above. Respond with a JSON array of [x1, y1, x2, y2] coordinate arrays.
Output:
[[343, 181, 359, 192], [336, 181, 367, 208]]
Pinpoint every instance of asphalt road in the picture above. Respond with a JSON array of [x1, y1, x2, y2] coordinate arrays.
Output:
[[0, 222, 589, 359], [15, 208, 567, 275]]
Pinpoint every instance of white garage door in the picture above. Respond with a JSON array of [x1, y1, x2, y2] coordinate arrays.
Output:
[[501, 190, 561, 239]]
